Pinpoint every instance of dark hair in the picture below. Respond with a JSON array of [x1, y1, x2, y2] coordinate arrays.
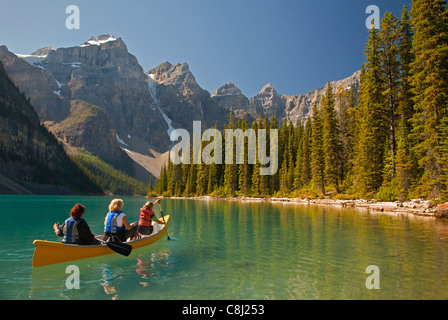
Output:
[[70, 204, 86, 219], [144, 201, 154, 210]]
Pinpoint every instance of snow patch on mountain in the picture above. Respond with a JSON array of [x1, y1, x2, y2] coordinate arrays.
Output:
[[55, 80, 66, 88], [80, 35, 118, 47], [15, 54, 48, 67], [146, 74, 175, 137], [116, 133, 128, 146]]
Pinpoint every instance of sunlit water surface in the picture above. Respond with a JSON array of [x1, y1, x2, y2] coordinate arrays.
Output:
[[1, 195, 448, 300]]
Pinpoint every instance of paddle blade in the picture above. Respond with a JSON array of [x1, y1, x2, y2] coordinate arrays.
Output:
[[106, 242, 132, 257]]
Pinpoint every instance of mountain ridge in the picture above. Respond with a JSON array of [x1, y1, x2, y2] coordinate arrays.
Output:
[[212, 69, 360, 124]]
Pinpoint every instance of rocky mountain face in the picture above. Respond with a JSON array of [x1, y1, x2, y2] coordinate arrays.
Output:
[[0, 34, 360, 182], [0, 60, 101, 194], [0, 35, 229, 182], [211, 82, 249, 114], [0, 45, 70, 122], [249, 83, 286, 120], [1, 37, 158, 180], [43, 100, 136, 173], [147, 62, 229, 137]]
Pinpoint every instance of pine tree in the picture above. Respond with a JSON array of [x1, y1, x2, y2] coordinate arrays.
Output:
[[354, 23, 389, 194], [322, 82, 341, 191], [279, 156, 289, 196], [410, 0, 448, 198], [173, 163, 183, 196], [394, 5, 417, 198], [335, 86, 349, 185], [181, 162, 190, 194], [223, 115, 238, 196], [156, 164, 168, 195], [146, 176, 154, 196], [397, 5, 415, 140], [196, 137, 209, 195], [286, 121, 295, 193], [238, 119, 250, 196], [279, 120, 294, 195], [269, 115, 280, 193], [260, 116, 272, 196], [251, 118, 260, 196], [301, 116, 312, 187], [311, 103, 325, 195], [206, 124, 220, 194], [185, 162, 197, 196], [339, 85, 357, 187], [379, 11, 401, 180], [196, 162, 209, 195], [166, 157, 175, 196], [293, 122, 304, 191]]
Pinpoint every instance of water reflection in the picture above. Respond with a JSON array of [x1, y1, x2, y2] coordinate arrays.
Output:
[[101, 268, 119, 299], [135, 251, 172, 285], [162, 199, 448, 299]]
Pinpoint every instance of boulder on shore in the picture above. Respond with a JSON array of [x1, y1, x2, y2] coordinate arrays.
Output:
[[434, 203, 448, 219]]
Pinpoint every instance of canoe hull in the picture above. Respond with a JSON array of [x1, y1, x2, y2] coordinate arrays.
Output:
[[32, 215, 170, 267]]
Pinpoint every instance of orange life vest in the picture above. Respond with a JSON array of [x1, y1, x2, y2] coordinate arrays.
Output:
[[139, 208, 154, 227]]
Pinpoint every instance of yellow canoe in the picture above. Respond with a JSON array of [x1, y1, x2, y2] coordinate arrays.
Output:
[[32, 215, 170, 267]]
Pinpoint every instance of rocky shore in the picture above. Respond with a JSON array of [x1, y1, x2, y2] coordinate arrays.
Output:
[[161, 196, 441, 218]]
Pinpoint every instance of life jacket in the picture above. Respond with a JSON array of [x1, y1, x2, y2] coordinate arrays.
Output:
[[62, 217, 84, 243], [139, 208, 154, 227], [104, 211, 125, 233]]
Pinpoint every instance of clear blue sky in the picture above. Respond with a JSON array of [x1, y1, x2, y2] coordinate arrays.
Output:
[[0, 0, 411, 97]]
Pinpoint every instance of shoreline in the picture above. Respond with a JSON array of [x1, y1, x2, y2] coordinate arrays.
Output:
[[159, 195, 437, 218]]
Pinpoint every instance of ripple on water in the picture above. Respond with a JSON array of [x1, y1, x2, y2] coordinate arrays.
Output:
[[2, 197, 448, 300]]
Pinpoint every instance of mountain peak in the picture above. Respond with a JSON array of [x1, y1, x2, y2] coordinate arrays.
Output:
[[148, 61, 195, 87], [223, 82, 236, 88], [212, 82, 249, 111], [80, 35, 120, 47], [173, 62, 190, 73], [259, 83, 277, 95], [212, 82, 244, 97], [31, 47, 55, 56]]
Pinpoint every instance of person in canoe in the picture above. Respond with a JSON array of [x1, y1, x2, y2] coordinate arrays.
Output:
[[53, 204, 101, 245], [103, 199, 138, 242], [137, 199, 166, 236]]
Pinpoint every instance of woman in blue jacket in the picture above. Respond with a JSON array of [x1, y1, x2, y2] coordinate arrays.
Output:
[[103, 199, 137, 242], [53, 204, 100, 245]]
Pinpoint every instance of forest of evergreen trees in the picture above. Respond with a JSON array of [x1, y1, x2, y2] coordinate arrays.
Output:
[[72, 149, 147, 195], [154, 1, 448, 202]]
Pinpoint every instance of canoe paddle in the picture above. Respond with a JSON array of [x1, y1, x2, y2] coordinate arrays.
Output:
[[99, 239, 132, 257], [158, 202, 172, 240]]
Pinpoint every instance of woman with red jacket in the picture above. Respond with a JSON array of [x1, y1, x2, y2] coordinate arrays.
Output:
[[137, 199, 165, 236]]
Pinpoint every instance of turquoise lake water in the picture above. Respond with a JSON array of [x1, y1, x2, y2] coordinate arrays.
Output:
[[1, 195, 448, 300]]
